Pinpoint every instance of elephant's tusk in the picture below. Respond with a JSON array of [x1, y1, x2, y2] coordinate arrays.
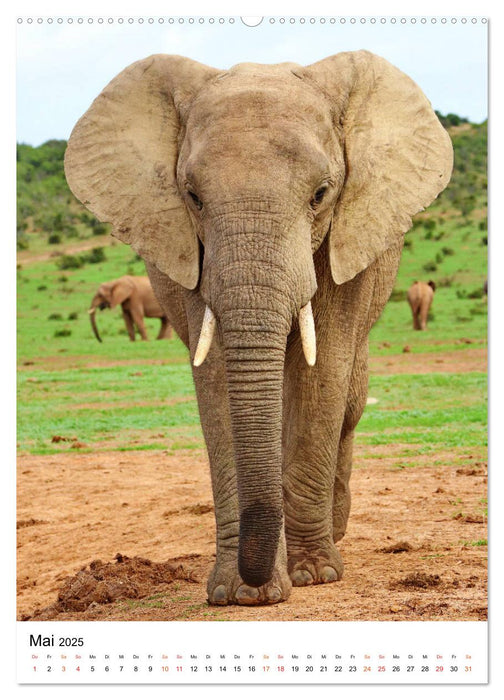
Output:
[[88, 308, 95, 314], [299, 301, 316, 366], [193, 306, 216, 367]]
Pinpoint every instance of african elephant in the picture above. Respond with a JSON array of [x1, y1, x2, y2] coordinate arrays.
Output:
[[65, 50, 453, 606], [407, 280, 436, 330], [88, 275, 172, 342]]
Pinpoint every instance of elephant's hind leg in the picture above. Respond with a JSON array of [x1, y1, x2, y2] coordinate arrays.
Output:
[[419, 300, 430, 330]]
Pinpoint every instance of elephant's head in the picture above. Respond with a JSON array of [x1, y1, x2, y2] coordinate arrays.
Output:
[[88, 277, 134, 342], [65, 51, 452, 587]]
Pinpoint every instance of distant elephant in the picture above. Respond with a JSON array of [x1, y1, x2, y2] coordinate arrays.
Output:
[[88, 275, 172, 342], [65, 50, 452, 605], [407, 280, 436, 330]]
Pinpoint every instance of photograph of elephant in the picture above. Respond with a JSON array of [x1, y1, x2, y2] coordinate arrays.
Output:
[[89, 275, 172, 342], [17, 18, 487, 622]]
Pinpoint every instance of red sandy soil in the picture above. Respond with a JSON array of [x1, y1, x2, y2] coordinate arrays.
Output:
[[17, 346, 487, 621], [17, 444, 487, 621]]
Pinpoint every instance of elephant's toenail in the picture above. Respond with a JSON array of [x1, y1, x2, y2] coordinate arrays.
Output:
[[267, 586, 282, 602], [211, 584, 228, 604], [236, 585, 260, 604], [291, 570, 313, 586], [320, 566, 338, 583]]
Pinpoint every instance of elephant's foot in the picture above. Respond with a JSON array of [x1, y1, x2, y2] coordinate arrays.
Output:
[[287, 543, 344, 587], [207, 560, 292, 606]]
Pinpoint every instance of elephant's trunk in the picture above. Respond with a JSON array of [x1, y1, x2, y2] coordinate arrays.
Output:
[[88, 306, 102, 343], [199, 211, 317, 588], [221, 304, 289, 587]]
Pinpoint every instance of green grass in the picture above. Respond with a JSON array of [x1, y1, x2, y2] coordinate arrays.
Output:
[[17, 364, 203, 453], [17, 243, 191, 364], [461, 540, 488, 547], [17, 196, 487, 457], [358, 372, 486, 448], [17, 358, 487, 454], [369, 215, 487, 355]]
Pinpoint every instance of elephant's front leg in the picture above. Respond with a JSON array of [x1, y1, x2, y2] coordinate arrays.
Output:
[[121, 308, 136, 341], [187, 296, 291, 605], [283, 340, 352, 587], [333, 341, 369, 543]]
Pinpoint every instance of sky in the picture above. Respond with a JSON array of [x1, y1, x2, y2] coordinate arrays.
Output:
[[16, 15, 488, 147]]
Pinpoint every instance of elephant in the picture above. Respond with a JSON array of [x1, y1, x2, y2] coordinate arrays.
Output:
[[88, 275, 172, 342], [407, 280, 436, 330], [65, 50, 453, 606]]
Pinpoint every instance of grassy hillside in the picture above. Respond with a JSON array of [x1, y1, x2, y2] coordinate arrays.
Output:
[[369, 119, 487, 354], [17, 140, 111, 254], [16, 118, 487, 352], [16, 115, 487, 456]]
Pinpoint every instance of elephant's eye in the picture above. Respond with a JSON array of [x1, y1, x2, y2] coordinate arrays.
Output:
[[310, 186, 328, 209], [188, 190, 203, 211]]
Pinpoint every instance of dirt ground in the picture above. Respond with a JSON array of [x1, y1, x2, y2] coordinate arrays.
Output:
[[17, 348, 487, 622]]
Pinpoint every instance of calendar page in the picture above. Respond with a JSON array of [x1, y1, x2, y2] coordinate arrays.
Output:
[[15, 1, 489, 689]]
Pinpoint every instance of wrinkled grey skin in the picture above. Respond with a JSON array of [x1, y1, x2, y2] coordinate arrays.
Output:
[[65, 51, 453, 606]]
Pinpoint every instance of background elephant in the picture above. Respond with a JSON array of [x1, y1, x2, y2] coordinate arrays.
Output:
[[407, 280, 436, 330], [88, 275, 172, 342], [66, 50, 452, 606]]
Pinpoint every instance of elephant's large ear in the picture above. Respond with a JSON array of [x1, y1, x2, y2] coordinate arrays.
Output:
[[109, 278, 134, 308], [305, 51, 453, 285], [64, 55, 220, 289]]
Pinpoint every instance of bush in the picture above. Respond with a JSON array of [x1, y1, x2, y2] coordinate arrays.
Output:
[[63, 225, 79, 238], [84, 247, 106, 264], [48, 313, 63, 320], [92, 222, 109, 236], [48, 233, 61, 244], [467, 288, 485, 300], [57, 255, 84, 270], [55, 247, 106, 270], [423, 262, 438, 273], [437, 276, 454, 288], [441, 247, 454, 256], [54, 328, 72, 337], [68, 312, 78, 320], [17, 233, 29, 250]]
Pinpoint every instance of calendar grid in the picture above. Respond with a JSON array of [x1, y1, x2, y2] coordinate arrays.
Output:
[[18, 621, 488, 684]]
